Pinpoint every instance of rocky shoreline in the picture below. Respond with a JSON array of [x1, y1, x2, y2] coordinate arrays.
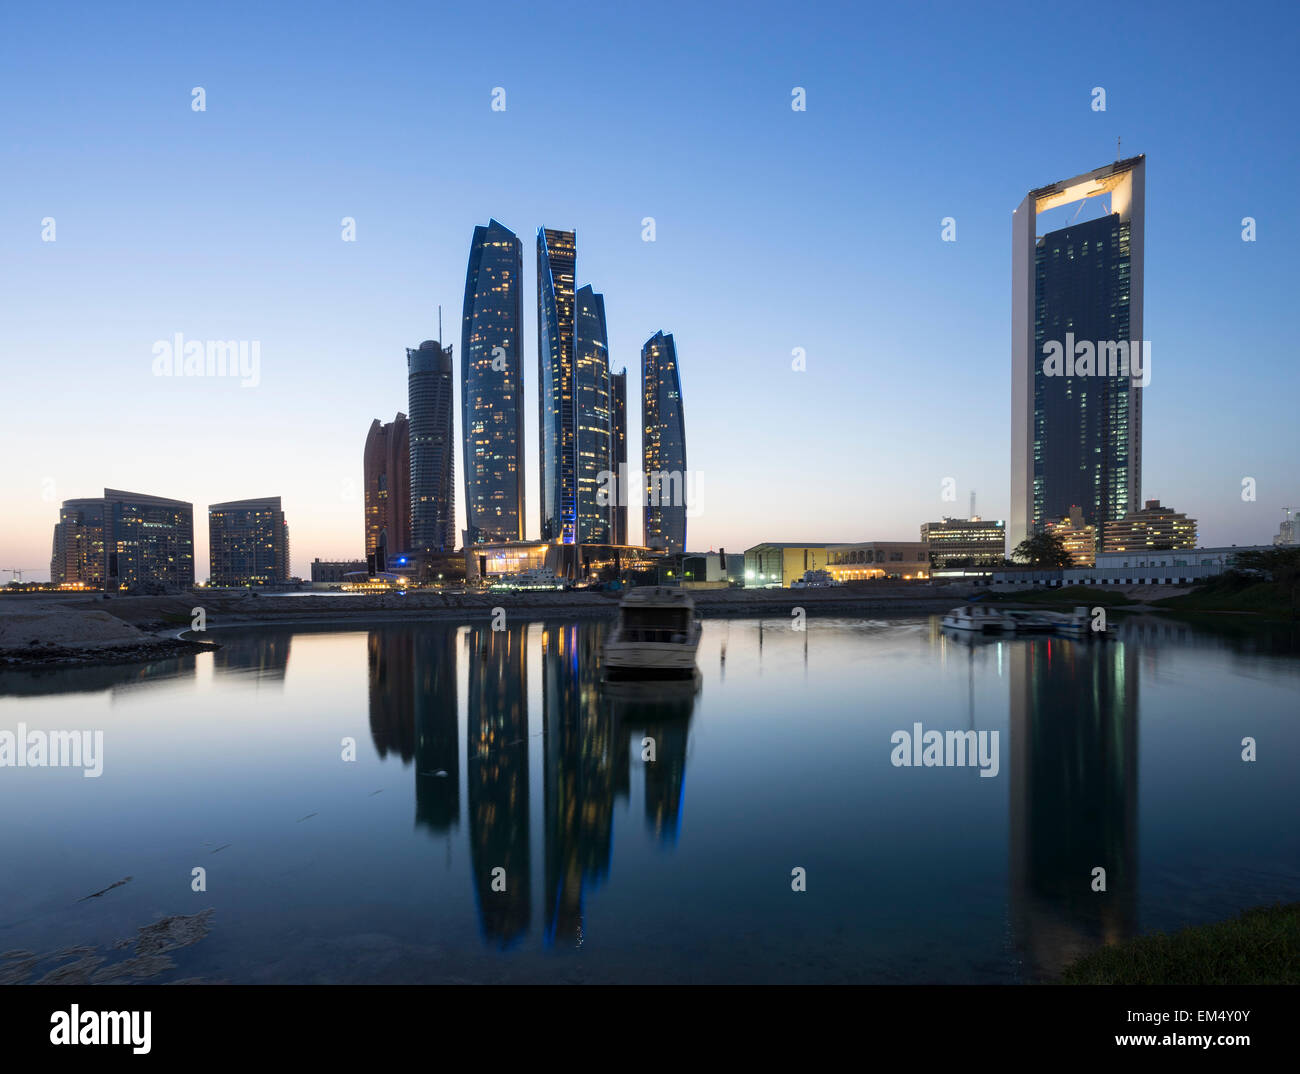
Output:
[[0, 637, 221, 671]]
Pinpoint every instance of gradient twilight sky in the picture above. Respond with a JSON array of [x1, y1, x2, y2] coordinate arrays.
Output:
[[2, 0, 1297, 581]]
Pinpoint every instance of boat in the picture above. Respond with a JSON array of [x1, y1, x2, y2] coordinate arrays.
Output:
[[791, 568, 840, 589], [488, 567, 566, 592], [603, 586, 702, 679], [941, 605, 1015, 633], [1000, 608, 1056, 634]]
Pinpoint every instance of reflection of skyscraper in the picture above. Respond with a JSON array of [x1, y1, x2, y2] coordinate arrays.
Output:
[[642, 332, 688, 553], [1011, 156, 1145, 551], [462, 221, 525, 545], [414, 627, 459, 833], [467, 623, 530, 946], [368, 629, 415, 761], [574, 285, 612, 544], [1008, 638, 1139, 979], [211, 632, 294, 684], [609, 369, 628, 545], [542, 622, 617, 945], [408, 340, 456, 555], [605, 679, 697, 845], [537, 227, 577, 543], [364, 414, 410, 572]]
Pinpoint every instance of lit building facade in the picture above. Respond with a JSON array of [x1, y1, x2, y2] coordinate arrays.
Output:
[[208, 496, 290, 586], [609, 369, 628, 545], [642, 331, 688, 554], [49, 498, 106, 587], [310, 558, 367, 584], [85, 489, 195, 591], [574, 284, 612, 544], [364, 413, 410, 572], [1044, 505, 1097, 567], [921, 517, 1007, 570], [1011, 156, 1145, 551], [462, 220, 525, 544], [826, 541, 929, 581], [408, 340, 456, 554], [537, 227, 577, 543], [1101, 499, 1196, 553]]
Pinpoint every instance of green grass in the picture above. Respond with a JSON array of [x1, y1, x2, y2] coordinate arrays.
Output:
[[1155, 581, 1295, 619], [983, 585, 1137, 608], [1060, 903, 1300, 984]]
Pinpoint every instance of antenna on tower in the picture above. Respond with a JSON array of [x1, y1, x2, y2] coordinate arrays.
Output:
[[438, 305, 442, 344], [1116, 136, 1121, 160], [970, 490, 976, 520]]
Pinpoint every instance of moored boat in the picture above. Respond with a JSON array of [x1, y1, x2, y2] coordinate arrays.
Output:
[[603, 586, 702, 679], [941, 605, 1014, 633]]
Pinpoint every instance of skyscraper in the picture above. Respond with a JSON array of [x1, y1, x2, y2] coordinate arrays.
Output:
[[537, 227, 577, 543], [363, 413, 410, 572], [49, 498, 106, 587], [1011, 155, 1145, 552], [641, 331, 688, 553], [208, 496, 290, 586], [609, 369, 628, 545], [573, 284, 612, 544], [408, 340, 456, 555], [52, 489, 194, 591], [462, 220, 525, 545]]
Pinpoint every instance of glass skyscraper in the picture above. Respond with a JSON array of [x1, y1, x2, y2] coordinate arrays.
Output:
[[408, 340, 456, 555], [1011, 156, 1145, 552], [609, 369, 628, 545], [208, 496, 290, 586], [574, 284, 612, 544], [537, 227, 577, 543], [461, 220, 524, 545], [363, 412, 409, 572], [641, 331, 688, 554]]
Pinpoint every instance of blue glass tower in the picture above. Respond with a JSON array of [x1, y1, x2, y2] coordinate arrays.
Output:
[[573, 284, 612, 544], [641, 331, 688, 553], [462, 220, 525, 544], [537, 228, 577, 543]]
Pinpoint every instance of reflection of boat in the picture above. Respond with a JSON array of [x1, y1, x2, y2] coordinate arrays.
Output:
[[603, 587, 702, 679], [942, 605, 1014, 633], [601, 669, 702, 704]]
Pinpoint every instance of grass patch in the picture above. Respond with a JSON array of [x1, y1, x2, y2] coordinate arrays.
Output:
[[1060, 903, 1300, 984], [983, 586, 1137, 608], [1156, 582, 1295, 619]]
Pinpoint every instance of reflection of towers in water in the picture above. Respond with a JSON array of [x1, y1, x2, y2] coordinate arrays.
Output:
[[1009, 638, 1139, 979], [467, 622, 530, 947], [413, 627, 459, 834], [212, 632, 293, 684], [367, 629, 415, 761], [606, 680, 696, 845], [542, 622, 617, 946]]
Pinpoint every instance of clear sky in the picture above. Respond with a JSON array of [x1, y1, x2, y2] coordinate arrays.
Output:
[[2, 0, 1296, 581]]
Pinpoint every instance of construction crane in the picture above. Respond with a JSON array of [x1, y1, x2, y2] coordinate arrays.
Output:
[[2, 568, 41, 583]]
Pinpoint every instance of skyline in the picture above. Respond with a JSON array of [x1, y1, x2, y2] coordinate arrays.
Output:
[[3, 2, 1297, 581]]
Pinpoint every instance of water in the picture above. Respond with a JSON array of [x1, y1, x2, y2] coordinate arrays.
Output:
[[1, 616, 1297, 984]]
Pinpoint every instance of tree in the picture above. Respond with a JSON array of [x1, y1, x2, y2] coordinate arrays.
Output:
[[1012, 531, 1072, 569]]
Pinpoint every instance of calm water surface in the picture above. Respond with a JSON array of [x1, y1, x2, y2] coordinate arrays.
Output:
[[2, 616, 1297, 983]]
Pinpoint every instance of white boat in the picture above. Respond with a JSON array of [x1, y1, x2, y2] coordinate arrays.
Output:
[[489, 567, 565, 592], [791, 568, 839, 589], [603, 586, 702, 679], [941, 605, 1015, 633]]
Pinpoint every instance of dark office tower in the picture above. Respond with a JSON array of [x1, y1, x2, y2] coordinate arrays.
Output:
[[408, 340, 456, 555], [49, 498, 106, 587], [609, 369, 628, 544], [1011, 156, 1145, 552], [537, 227, 577, 543], [208, 496, 290, 586], [462, 221, 525, 544], [363, 413, 410, 572], [641, 331, 688, 554], [103, 489, 195, 591], [573, 285, 612, 544]]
